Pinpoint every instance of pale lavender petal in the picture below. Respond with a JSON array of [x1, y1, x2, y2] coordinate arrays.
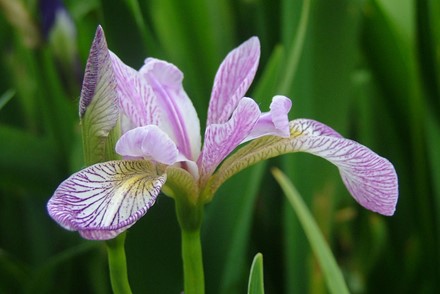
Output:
[[198, 98, 261, 179], [290, 119, 398, 215], [290, 118, 343, 138], [209, 119, 398, 215], [115, 125, 179, 165], [47, 160, 166, 240], [109, 52, 159, 130], [139, 58, 201, 161], [243, 95, 292, 142], [207, 37, 260, 125]]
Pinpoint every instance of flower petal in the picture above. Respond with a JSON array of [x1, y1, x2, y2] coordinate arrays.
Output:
[[209, 119, 398, 215], [109, 53, 160, 132], [139, 58, 201, 161], [290, 118, 343, 138], [243, 95, 292, 142], [290, 127, 398, 215], [47, 160, 166, 240], [115, 125, 179, 165], [79, 26, 120, 164], [207, 37, 260, 125], [198, 98, 261, 180]]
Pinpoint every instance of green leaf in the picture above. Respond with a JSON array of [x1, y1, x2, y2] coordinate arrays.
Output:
[[0, 89, 15, 111], [252, 45, 284, 106], [278, 0, 311, 94], [416, 0, 440, 120], [247, 253, 264, 294], [0, 125, 61, 191], [218, 162, 266, 293], [272, 168, 349, 294]]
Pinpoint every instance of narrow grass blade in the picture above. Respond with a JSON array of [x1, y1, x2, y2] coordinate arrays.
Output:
[[0, 89, 15, 111], [272, 168, 349, 294], [247, 253, 264, 294]]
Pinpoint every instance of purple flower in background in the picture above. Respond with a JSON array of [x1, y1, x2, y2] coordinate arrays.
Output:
[[47, 26, 398, 240]]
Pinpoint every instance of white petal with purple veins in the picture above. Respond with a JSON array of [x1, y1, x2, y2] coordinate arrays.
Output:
[[115, 125, 179, 165], [290, 118, 343, 138], [47, 160, 166, 240], [198, 98, 261, 179], [207, 37, 260, 125], [110, 52, 159, 130], [209, 119, 398, 215], [288, 119, 398, 215]]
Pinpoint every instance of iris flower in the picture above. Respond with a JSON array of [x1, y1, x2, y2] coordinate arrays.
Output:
[[47, 26, 398, 240]]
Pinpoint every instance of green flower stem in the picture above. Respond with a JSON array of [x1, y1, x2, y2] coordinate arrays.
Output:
[[106, 232, 132, 294], [181, 228, 205, 294], [175, 198, 205, 294]]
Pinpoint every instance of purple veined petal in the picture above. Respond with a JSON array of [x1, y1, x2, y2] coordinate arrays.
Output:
[[110, 52, 159, 130], [79, 26, 121, 164], [243, 95, 292, 142], [208, 119, 398, 215], [79, 26, 118, 119], [140, 58, 201, 161], [115, 125, 179, 165], [47, 160, 166, 240], [207, 37, 260, 125], [198, 98, 261, 180], [289, 119, 398, 215], [290, 118, 343, 138]]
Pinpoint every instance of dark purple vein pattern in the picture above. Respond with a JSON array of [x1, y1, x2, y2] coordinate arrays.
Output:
[[47, 160, 166, 240]]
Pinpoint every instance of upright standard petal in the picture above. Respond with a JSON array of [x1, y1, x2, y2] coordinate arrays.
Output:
[[198, 98, 261, 181], [79, 26, 121, 164], [115, 125, 179, 165], [47, 160, 166, 240], [140, 58, 201, 161], [110, 52, 159, 130], [207, 37, 260, 125], [208, 119, 398, 215]]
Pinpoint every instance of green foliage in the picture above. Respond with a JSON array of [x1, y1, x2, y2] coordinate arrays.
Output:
[[273, 168, 349, 294], [247, 253, 265, 294], [0, 0, 439, 293]]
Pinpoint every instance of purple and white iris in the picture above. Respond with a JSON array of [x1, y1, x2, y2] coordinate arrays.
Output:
[[47, 26, 398, 240]]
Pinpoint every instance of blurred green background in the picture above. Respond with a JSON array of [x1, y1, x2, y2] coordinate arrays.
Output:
[[0, 0, 439, 293]]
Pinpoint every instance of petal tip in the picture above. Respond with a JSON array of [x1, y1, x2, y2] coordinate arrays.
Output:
[[79, 25, 110, 117]]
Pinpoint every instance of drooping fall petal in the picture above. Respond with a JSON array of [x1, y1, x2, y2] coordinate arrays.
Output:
[[198, 98, 261, 180], [115, 125, 179, 165], [207, 37, 260, 125], [289, 119, 398, 215], [47, 160, 166, 240], [208, 119, 398, 215], [140, 58, 201, 161]]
